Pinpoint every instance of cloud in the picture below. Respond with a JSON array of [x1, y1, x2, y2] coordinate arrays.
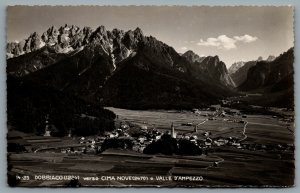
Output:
[[197, 34, 258, 50], [234, 34, 258, 43], [181, 46, 188, 51]]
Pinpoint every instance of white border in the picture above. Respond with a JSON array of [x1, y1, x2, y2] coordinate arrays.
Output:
[[0, 1, 298, 192]]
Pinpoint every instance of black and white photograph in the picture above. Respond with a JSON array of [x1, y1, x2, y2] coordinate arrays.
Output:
[[6, 5, 294, 187]]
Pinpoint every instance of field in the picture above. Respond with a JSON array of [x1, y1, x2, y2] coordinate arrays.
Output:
[[8, 107, 294, 187]]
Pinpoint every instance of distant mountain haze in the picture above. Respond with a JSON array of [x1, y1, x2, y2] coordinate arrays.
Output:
[[228, 61, 245, 74], [239, 48, 294, 92], [229, 55, 277, 87], [236, 48, 294, 108]]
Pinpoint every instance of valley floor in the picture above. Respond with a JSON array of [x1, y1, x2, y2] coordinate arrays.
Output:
[[7, 106, 294, 187]]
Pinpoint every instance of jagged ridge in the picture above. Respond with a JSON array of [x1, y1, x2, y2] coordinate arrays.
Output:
[[7, 25, 237, 109], [182, 50, 236, 87]]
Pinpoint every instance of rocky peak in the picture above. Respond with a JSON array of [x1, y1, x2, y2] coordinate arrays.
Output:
[[41, 26, 59, 44], [47, 26, 58, 34], [46, 26, 59, 36], [82, 26, 93, 34], [201, 56, 235, 87], [239, 48, 294, 92], [257, 56, 263, 61], [202, 55, 220, 67], [183, 50, 196, 55], [134, 27, 144, 39], [95, 25, 107, 35], [90, 25, 108, 42], [111, 28, 124, 38], [24, 32, 43, 52], [212, 55, 220, 63], [7, 25, 148, 59], [228, 61, 245, 74], [122, 28, 145, 50], [181, 51, 234, 87], [30, 32, 38, 38], [182, 50, 204, 63], [266, 55, 276, 62], [7, 25, 216, 78]]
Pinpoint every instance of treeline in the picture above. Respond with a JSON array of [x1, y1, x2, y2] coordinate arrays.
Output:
[[97, 135, 202, 156], [143, 134, 202, 155], [7, 76, 116, 136]]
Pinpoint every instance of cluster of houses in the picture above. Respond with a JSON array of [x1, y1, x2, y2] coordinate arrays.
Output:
[[129, 125, 164, 153], [101, 121, 245, 152], [58, 120, 294, 155], [60, 136, 106, 154], [56, 106, 293, 155], [58, 107, 246, 154]]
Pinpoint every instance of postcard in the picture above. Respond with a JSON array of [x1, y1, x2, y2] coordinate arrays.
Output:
[[6, 5, 294, 187]]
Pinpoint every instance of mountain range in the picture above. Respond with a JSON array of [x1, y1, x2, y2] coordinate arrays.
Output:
[[239, 48, 293, 92], [228, 56, 276, 87], [6, 24, 294, 134], [182, 50, 236, 87], [7, 24, 237, 109]]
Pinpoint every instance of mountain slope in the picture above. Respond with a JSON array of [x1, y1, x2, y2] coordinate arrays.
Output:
[[230, 61, 257, 87], [228, 61, 245, 74], [7, 25, 236, 110], [239, 48, 294, 92], [7, 75, 116, 135], [102, 51, 231, 109], [182, 50, 235, 87], [181, 50, 205, 63], [238, 48, 294, 108], [229, 55, 278, 87]]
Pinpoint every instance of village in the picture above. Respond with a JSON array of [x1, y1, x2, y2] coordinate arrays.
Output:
[[7, 105, 295, 187], [7, 104, 294, 158], [53, 106, 293, 156]]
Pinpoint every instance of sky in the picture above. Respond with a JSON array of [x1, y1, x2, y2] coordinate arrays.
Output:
[[6, 6, 294, 67]]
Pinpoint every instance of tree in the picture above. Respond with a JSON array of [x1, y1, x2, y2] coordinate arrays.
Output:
[[143, 134, 177, 155]]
